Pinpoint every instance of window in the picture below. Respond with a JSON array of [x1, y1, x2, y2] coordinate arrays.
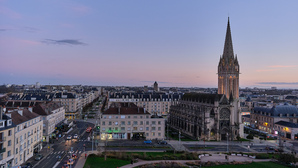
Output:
[[121, 115, 125, 119], [127, 127, 131, 131], [121, 121, 125, 125], [133, 116, 137, 119], [128, 121, 131, 125], [0, 121, 4, 128], [140, 127, 143, 131], [140, 121, 143, 125], [152, 132, 155, 136], [102, 121, 105, 125], [102, 128, 105, 131], [115, 122, 118, 125], [140, 116, 143, 119], [152, 127, 156, 131], [115, 127, 118, 131], [146, 127, 149, 131], [109, 121, 112, 125], [158, 133, 161, 136], [146, 133, 149, 137], [158, 127, 161, 131], [133, 127, 137, 131], [16, 138, 18, 144], [152, 121, 156, 125], [109, 116, 112, 119], [128, 116, 130, 119], [109, 127, 112, 131], [121, 127, 125, 131], [146, 121, 149, 125], [16, 148, 18, 154], [8, 140, 11, 146], [8, 150, 11, 157], [8, 130, 12, 136], [133, 121, 138, 125], [158, 121, 161, 125]]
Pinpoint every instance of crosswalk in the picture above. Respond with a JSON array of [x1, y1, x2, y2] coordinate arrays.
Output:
[[50, 150, 83, 156]]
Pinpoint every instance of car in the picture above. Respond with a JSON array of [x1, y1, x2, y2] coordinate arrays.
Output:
[[73, 134, 78, 139], [144, 140, 152, 144], [265, 146, 274, 150], [21, 163, 33, 168], [158, 140, 167, 145], [57, 155, 62, 161], [67, 135, 72, 140], [274, 148, 284, 152], [34, 154, 43, 161]]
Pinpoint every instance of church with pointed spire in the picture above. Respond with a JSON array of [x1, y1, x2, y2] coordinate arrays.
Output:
[[168, 18, 243, 141], [218, 17, 239, 100]]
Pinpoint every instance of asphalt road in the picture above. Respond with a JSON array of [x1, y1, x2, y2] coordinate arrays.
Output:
[[31, 121, 94, 168]]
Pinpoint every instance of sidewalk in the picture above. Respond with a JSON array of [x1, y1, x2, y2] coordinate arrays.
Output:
[[74, 151, 97, 168]]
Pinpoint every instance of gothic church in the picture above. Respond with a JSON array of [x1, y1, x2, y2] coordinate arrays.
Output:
[[169, 18, 243, 140]]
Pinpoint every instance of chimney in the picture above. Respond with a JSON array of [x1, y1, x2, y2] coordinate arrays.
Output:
[[18, 109, 23, 116], [28, 106, 33, 112]]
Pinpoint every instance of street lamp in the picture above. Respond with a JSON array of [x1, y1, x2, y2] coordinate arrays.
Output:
[[227, 132, 229, 153]]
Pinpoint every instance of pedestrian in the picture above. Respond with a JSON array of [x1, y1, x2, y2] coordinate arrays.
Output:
[[85, 153, 87, 159], [131, 160, 133, 165]]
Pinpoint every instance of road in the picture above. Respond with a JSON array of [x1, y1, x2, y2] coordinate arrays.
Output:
[[32, 121, 94, 168]]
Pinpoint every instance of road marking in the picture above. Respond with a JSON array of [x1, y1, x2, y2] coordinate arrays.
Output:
[[61, 151, 64, 154], [50, 152, 53, 154], [52, 161, 60, 168], [79, 151, 82, 154], [58, 151, 61, 154], [54, 152, 57, 154], [47, 156, 50, 159]]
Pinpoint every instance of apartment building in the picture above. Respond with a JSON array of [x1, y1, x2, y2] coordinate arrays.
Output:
[[251, 104, 298, 135], [100, 103, 165, 140], [108, 93, 181, 116], [33, 102, 65, 142], [0, 107, 15, 168], [274, 121, 298, 140], [6, 108, 43, 166], [53, 92, 79, 119]]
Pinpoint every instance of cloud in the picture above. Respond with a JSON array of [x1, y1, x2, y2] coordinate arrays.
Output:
[[0, 6, 21, 19], [42, 39, 87, 45], [23, 27, 39, 33], [70, 4, 90, 14], [140, 81, 171, 84], [256, 69, 276, 72], [268, 65, 297, 68], [257, 82, 298, 85], [0, 29, 8, 31]]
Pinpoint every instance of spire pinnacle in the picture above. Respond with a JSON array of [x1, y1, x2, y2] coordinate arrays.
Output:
[[223, 17, 234, 59]]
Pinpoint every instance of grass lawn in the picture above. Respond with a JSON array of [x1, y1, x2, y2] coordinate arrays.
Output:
[[202, 162, 288, 168], [84, 156, 130, 168]]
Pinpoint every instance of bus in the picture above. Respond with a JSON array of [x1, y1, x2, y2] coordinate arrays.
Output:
[[86, 127, 92, 133]]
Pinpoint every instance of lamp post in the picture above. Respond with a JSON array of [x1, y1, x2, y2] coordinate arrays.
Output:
[[179, 130, 181, 147], [227, 132, 229, 153]]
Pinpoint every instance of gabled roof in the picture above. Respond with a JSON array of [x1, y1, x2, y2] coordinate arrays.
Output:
[[8, 109, 40, 125], [33, 101, 62, 116]]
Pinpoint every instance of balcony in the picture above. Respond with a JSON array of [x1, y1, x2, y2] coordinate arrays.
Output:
[[0, 148, 6, 153]]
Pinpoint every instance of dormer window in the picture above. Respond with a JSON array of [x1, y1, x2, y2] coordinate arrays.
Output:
[[0, 121, 4, 128], [7, 119, 12, 126]]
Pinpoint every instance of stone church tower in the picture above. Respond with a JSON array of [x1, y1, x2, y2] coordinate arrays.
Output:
[[218, 18, 239, 100], [218, 18, 243, 139]]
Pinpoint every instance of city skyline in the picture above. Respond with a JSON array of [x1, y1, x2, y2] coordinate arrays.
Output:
[[1, 1, 298, 88]]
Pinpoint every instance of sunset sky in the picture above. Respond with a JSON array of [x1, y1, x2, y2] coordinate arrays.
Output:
[[1, 0, 298, 88]]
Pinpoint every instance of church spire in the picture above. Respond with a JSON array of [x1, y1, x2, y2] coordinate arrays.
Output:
[[223, 17, 234, 59]]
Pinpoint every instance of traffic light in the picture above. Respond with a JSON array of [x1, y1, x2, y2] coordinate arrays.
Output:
[[96, 126, 100, 131]]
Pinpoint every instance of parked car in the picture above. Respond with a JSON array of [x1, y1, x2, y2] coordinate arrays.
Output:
[[265, 146, 274, 150], [67, 135, 72, 140], [274, 148, 284, 152], [34, 154, 43, 161], [158, 140, 167, 145], [73, 134, 78, 139], [21, 163, 33, 168], [144, 140, 152, 144]]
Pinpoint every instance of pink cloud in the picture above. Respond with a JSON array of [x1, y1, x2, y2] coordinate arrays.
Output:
[[268, 65, 297, 68], [0, 6, 21, 19], [256, 69, 276, 72], [71, 5, 90, 14]]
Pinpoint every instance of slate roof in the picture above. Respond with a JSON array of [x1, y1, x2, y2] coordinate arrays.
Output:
[[275, 120, 298, 128], [182, 93, 223, 104], [254, 104, 298, 117], [103, 103, 150, 115], [54, 92, 76, 99]]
